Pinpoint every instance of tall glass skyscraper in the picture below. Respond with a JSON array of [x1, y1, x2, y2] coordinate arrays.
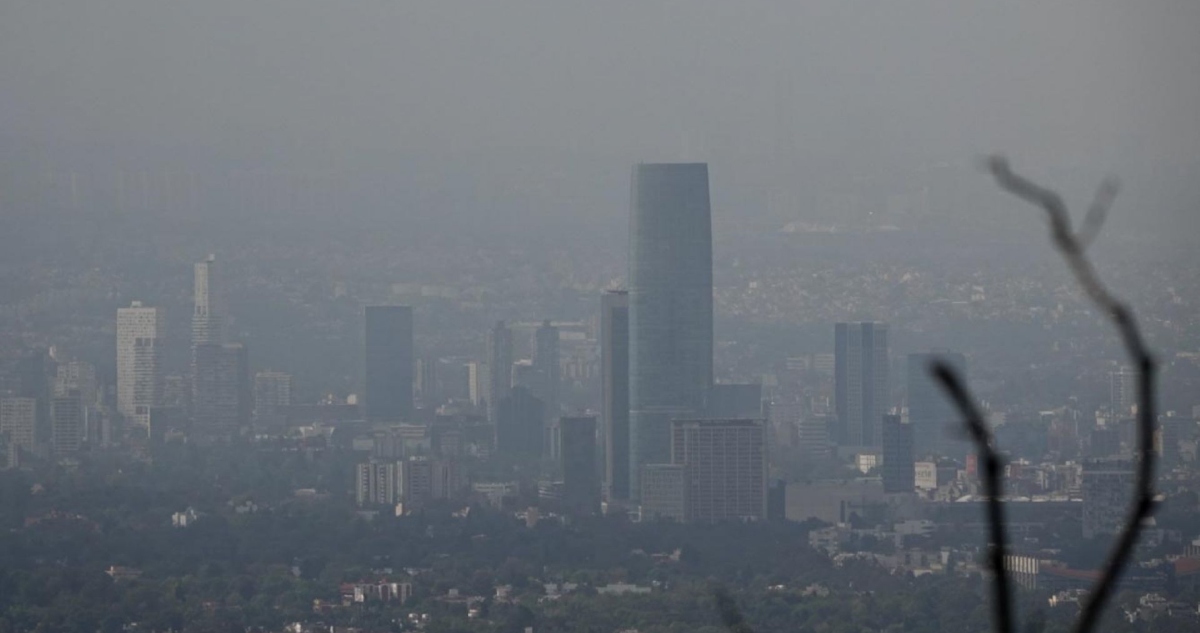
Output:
[[628, 163, 713, 499], [834, 321, 889, 448]]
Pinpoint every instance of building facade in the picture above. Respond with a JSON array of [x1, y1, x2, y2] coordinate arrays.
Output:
[[670, 418, 766, 523], [253, 371, 293, 421], [559, 416, 600, 515], [495, 386, 544, 459], [0, 397, 37, 455], [1082, 459, 1135, 538], [486, 321, 514, 423], [192, 343, 250, 439], [640, 464, 686, 521], [882, 414, 915, 493], [50, 393, 83, 458], [629, 163, 713, 499], [1110, 366, 1136, 416], [534, 320, 560, 430]]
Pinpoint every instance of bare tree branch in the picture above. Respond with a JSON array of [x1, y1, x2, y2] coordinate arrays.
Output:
[[931, 360, 1013, 633], [977, 155, 1157, 633]]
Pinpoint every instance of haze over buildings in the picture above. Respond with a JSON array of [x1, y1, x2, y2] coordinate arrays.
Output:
[[363, 306, 415, 423]]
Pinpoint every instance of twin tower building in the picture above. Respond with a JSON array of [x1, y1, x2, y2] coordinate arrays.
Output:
[[606, 163, 760, 514]]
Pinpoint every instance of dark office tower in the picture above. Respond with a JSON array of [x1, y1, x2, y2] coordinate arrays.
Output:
[[364, 306, 414, 422], [559, 416, 600, 515], [907, 351, 966, 458], [534, 320, 560, 422], [881, 414, 914, 493], [629, 163, 713, 498], [834, 322, 889, 449], [601, 290, 631, 500], [486, 321, 514, 423], [495, 386, 544, 459], [192, 343, 250, 439]]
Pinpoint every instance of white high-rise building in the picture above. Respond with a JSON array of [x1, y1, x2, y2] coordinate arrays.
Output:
[[192, 254, 225, 347], [117, 301, 165, 427]]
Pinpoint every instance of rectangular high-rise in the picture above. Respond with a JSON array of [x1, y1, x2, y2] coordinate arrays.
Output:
[[117, 301, 165, 428], [486, 321, 514, 423], [356, 460, 399, 507], [601, 290, 630, 500], [192, 254, 225, 347], [558, 416, 600, 515], [192, 343, 250, 439], [0, 397, 37, 455], [881, 414, 914, 493], [1082, 459, 1134, 538], [907, 351, 966, 458], [1110, 366, 1135, 416], [495, 386, 544, 459], [534, 320, 560, 424], [364, 306, 414, 422], [834, 322, 889, 448], [50, 393, 83, 459], [629, 163, 713, 499], [670, 418, 766, 523]]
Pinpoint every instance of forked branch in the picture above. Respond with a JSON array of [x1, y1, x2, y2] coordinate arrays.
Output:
[[932, 156, 1156, 633]]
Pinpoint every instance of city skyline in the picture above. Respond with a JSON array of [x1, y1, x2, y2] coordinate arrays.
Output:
[[3, 4, 1197, 630]]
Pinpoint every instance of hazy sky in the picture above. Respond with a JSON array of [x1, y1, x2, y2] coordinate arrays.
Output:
[[2, 2, 1197, 227]]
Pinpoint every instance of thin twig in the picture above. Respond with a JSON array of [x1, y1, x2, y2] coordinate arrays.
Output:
[[982, 156, 1157, 633], [931, 361, 1012, 633]]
